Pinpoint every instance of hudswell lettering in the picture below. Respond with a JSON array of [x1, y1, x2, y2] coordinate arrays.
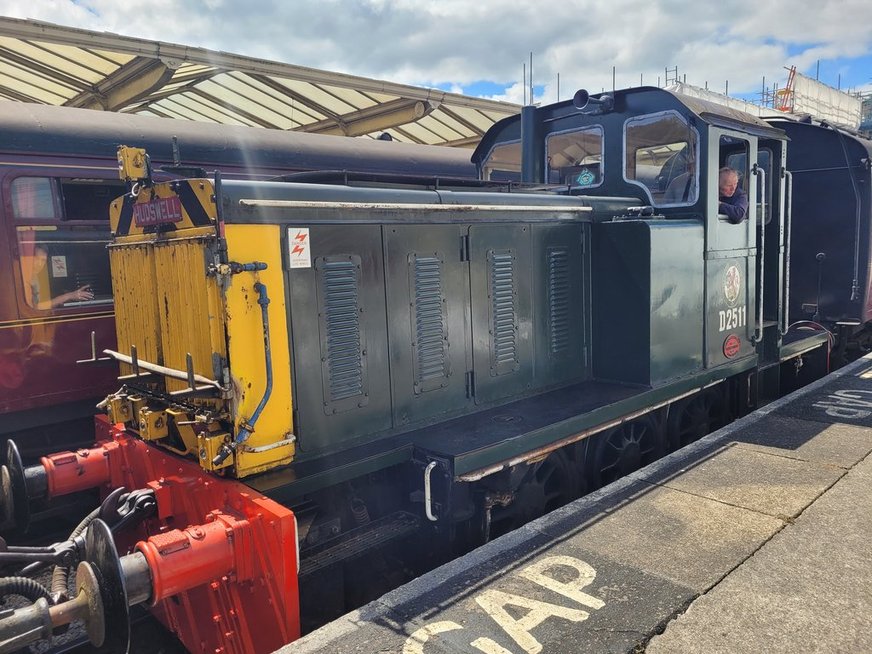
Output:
[[133, 196, 183, 227]]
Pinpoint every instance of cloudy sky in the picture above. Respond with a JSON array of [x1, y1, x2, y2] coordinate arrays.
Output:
[[3, 0, 871, 104]]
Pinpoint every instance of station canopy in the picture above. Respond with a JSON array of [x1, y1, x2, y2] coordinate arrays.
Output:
[[0, 17, 521, 147]]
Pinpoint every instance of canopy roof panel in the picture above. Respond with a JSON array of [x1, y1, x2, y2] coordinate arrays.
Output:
[[0, 17, 521, 147]]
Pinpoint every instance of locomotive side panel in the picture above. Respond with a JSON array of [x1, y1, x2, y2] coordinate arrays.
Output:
[[592, 221, 652, 385], [287, 224, 393, 455], [225, 223, 296, 475], [591, 219, 704, 386], [705, 256, 756, 368], [648, 220, 705, 382], [384, 224, 472, 429], [531, 223, 588, 387], [469, 223, 534, 405]]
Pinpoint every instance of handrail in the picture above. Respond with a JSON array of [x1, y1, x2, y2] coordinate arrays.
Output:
[[781, 170, 793, 335], [752, 164, 766, 344], [103, 349, 221, 390]]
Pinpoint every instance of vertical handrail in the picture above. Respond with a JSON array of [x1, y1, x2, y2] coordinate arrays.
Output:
[[752, 164, 766, 343], [424, 461, 438, 522], [781, 170, 793, 335]]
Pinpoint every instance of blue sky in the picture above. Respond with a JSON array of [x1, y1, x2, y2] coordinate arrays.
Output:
[[2, 0, 871, 106]]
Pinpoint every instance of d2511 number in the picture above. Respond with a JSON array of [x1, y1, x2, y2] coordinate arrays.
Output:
[[719, 306, 746, 332]]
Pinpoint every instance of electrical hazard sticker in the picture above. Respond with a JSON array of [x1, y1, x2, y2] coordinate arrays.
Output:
[[288, 227, 311, 268]]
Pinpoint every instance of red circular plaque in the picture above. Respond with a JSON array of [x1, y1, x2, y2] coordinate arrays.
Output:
[[723, 334, 741, 358]]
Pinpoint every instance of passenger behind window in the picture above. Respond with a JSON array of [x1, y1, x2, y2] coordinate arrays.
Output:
[[24, 246, 94, 310]]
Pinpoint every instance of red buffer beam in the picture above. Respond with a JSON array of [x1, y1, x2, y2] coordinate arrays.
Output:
[[101, 415, 301, 653]]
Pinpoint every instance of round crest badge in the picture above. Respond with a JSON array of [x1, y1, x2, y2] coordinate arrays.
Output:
[[724, 265, 741, 306]]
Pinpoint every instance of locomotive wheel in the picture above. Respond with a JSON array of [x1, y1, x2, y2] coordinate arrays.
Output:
[[489, 450, 581, 539], [667, 389, 727, 451], [587, 416, 665, 490]]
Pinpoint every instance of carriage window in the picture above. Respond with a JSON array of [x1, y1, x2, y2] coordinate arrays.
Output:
[[546, 127, 603, 187], [11, 177, 59, 219], [12, 176, 119, 312], [481, 141, 521, 182], [624, 111, 699, 206], [16, 230, 113, 311]]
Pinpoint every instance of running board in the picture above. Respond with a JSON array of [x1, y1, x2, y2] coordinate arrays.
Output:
[[300, 511, 420, 577]]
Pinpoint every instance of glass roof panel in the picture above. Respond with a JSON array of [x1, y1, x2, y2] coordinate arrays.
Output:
[[223, 72, 327, 122], [0, 39, 108, 82], [194, 77, 300, 129], [0, 75, 67, 103], [153, 94, 254, 126], [0, 60, 81, 95], [318, 85, 377, 109], [36, 42, 129, 75], [267, 78, 358, 115], [448, 106, 499, 132], [391, 120, 442, 145], [420, 112, 467, 140]]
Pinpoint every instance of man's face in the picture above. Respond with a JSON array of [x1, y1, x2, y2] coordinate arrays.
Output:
[[719, 172, 738, 198]]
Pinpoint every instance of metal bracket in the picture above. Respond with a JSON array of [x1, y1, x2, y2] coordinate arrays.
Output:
[[76, 331, 113, 365]]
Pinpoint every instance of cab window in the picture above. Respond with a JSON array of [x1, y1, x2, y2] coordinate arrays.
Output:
[[624, 111, 699, 207], [546, 126, 603, 188], [725, 145, 769, 226], [717, 135, 752, 224], [481, 140, 521, 182], [12, 177, 123, 311]]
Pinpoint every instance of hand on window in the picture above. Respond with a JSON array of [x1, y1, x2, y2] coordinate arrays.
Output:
[[53, 285, 93, 306]]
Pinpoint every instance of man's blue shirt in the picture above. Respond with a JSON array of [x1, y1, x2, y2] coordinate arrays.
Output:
[[719, 187, 748, 223]]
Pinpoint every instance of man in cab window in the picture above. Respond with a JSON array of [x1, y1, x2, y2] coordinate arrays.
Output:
[[718, 167, 748, 224]]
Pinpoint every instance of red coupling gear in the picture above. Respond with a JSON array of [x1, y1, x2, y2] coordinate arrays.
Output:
[[40, 442, 116, 499], [136, 514, 251, 605], [93, 416, 300, 653]]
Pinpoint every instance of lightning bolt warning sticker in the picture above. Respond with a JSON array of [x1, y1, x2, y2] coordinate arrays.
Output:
[[288, 227, 311, 269]]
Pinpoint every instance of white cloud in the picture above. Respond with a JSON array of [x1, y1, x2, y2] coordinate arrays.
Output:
[[3, 0, 871, 98]]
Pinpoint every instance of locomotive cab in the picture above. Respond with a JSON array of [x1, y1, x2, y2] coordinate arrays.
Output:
[[475, 86, 830, 397]]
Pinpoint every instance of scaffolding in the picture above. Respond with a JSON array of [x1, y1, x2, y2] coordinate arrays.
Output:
[[662, 65, 863, 131]]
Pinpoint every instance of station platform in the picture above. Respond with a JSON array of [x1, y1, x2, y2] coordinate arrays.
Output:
[[281, 354, 872, 654]]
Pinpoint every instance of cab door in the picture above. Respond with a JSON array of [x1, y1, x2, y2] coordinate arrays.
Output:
[[704, 129, 758, 368]]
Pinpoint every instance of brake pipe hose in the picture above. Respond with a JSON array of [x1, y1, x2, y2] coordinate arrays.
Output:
[[212, 281, 273, 467]]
